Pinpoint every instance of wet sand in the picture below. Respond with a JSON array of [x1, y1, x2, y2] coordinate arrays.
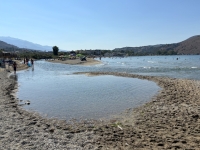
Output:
[[0, 70, 200, 149], [47, 58, 102, 66]]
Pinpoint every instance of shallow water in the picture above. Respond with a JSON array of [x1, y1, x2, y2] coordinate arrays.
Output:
[[17, 67, 160, 120], [17, 55, 200, 120]]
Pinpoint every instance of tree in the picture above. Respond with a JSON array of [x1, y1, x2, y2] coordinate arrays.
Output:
[[52, 46, 59, 55]]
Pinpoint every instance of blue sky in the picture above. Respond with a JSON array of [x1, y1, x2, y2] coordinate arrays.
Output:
[[0, 0, 200, 50]]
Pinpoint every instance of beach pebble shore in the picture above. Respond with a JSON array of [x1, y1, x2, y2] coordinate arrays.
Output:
[[0, 70, 200, 149], [0, 71, 100, 149]]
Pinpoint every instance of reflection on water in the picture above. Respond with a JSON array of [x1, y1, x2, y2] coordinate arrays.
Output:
[[17, 62, 160, 120], [17, 73, 160, 120], [10, 74, 18, 81], [17, 55, 200, 120], [32, 66, 34, 71]]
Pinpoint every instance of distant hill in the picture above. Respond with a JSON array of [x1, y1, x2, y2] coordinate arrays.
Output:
[[174, 35, 200, 54], [1, 35, 200, 55], [113, 35, 200, 55], [0, 36, 53, 51], [0, 40, 18, 49], [113, 43, 179, 55]]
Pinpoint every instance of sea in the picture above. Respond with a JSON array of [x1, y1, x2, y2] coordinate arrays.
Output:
[[16, 55, 200, 121]]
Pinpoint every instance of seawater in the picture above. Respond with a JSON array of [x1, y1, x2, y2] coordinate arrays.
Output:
[[17, 55, 200, 120], [98, 55, 200, 80]]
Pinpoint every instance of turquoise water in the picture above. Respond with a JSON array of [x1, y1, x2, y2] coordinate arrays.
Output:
[[17, 55, 200, 120]]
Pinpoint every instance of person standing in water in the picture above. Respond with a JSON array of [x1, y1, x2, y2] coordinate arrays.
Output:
[[13, 61, 17, 74], [31, 59, 34, 66]]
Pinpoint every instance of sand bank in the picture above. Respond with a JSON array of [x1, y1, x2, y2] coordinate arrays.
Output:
[[0, 71, 200, 149], [47, 58, 102, 66], [1, 60, 29, 73]]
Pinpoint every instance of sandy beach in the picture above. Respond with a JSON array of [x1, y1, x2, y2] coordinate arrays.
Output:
[[47, 58, 102, 66], [0, 69, 200, 149]]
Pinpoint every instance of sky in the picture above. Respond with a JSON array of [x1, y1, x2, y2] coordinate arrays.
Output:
[[0, 0, 200, 50]]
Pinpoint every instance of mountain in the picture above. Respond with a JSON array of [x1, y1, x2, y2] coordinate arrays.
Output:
[[113, 35, 200, 55], [1, 35, 200, 55], [0, 36, 53, 51], [0, 40, 18, 49]]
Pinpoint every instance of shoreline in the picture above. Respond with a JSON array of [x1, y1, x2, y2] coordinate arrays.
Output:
[[47, 58, 102, 66], [1, 60, 29, 73], [0, 70, 200, 149]]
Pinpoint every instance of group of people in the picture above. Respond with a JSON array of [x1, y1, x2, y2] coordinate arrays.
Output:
[[13, 58, 34, 74], [23, 58, 34, 65]]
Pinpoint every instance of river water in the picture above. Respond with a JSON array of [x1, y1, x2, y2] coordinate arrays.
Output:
[[16, 55, 200, 120]]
